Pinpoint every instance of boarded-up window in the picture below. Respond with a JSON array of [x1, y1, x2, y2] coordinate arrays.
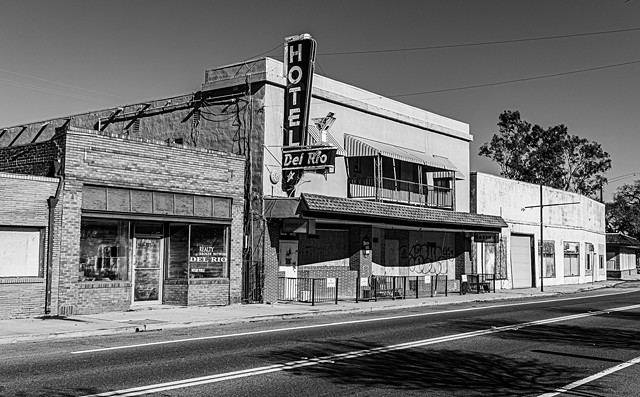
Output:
[[131, 190, 153, 213], [0, 228, 42, 277], [82, 186, 231, 219], [83, 186, 107, 210], [154, 192, 173, 214], [108, 188, 130, 212], [174, 194, 194, 216], [194, 196, 213, 217]]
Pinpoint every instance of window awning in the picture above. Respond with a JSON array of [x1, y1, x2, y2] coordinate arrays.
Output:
[[344, 133, 458, 173], [307, 125, 347, 156]]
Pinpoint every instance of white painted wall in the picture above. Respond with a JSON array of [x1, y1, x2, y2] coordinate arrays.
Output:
[[472, 172, 606, 288], [261, 57, 472, 211]]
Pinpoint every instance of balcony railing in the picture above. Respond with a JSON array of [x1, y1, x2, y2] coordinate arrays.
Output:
[[347, 176, 453, 209]]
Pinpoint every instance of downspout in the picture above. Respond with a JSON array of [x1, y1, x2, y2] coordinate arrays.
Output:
[[45, 168, 64, 315]]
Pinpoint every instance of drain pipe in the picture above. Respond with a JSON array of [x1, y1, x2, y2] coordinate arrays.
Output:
[[44, 171, 64, 315]]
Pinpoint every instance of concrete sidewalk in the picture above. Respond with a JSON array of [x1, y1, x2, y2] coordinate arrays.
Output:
[[0, 280, 629, 345]]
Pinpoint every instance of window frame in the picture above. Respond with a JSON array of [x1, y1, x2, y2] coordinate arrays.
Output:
[[563, 241, 580, 277], [538, 240, 556, 278]]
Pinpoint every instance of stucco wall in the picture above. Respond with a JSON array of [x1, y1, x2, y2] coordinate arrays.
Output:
[[472, 172, 606, 287], [257, 58, 471, 211]]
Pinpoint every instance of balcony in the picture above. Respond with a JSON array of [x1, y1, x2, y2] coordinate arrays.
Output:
[[348, 176, 454, 210]]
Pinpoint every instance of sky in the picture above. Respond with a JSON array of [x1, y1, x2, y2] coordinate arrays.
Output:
[[0, 0, 638, 200]]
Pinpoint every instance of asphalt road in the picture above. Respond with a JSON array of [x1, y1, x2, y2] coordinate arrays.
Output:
[[2, 288, 640, 396]]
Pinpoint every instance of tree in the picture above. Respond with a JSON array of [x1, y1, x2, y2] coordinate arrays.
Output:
[[479, 110, 611, 197], [606, 180, 640, 240]]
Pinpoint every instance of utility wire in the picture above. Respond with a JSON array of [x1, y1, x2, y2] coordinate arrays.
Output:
[[320, 26, 640, 56], [387, 59, 640, 98], [262, 58, 640, 106], [0, 76, 116, 103], [0, 66, 122, 98]]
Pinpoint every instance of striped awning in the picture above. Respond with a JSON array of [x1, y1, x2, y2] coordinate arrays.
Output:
[[344, 133, 459, 173], [307, 125, 347, 156]]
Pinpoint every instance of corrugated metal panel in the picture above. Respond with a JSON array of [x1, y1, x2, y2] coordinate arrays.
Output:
[[344, 134, 459, 173]]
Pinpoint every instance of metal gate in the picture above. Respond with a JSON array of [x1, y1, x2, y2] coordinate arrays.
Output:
[[242, 260, 262, 303]]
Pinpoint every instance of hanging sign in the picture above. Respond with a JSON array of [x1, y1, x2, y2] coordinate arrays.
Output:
[[282, 145, 337, 171], [282, 33, 317, 196], [282, 34, 316, 147]]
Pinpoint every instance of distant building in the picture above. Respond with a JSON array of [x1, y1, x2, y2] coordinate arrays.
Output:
[[0, 53, 507, 318], [471, 172, 606, 289], [606, 232, 640, 279]]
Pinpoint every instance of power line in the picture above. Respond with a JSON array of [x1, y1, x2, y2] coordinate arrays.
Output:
[[0, 66, 122, 99], [387, 59, 640, 98], [0, 76, 116, 103], [319, 26, 640, 56]]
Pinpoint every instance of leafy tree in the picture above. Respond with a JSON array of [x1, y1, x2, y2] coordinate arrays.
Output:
[[606, 180, 640, 240], [479, 110, 611, 197]]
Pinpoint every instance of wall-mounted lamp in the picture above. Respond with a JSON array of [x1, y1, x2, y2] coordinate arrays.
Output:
[[361, 236, 371, 257]]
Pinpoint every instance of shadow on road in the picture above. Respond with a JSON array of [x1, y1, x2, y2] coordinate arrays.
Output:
[[264, 339, 598, 396]]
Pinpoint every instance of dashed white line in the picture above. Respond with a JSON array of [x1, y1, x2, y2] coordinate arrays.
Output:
[[538, 355, 640, 397]]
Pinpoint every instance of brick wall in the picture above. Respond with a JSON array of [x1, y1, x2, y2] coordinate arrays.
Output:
[[0, 173, 59, 319], [0, 137, 63, 176], [53, 128, 245, 315], [188, 279, 230, 306], [164, 281, 188, 306]]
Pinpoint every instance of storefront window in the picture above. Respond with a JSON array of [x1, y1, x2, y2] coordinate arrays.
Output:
[[563, 242, 580, 277], [538, 240, 556, 278], [189, 225, 228, 278], [80, 219, 130, 281], [585, 243, 594, 275], [168, 225, 189, 279]]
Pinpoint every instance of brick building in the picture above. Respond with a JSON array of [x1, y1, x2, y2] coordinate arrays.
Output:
[[0, 121, 244, 318], [1, 45, 506, 317]]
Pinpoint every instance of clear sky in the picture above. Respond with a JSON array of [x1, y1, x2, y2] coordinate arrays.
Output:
[[1, 0, 638, 200]]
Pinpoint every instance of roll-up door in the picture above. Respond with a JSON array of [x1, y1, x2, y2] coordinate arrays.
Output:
[[511, 234, 533, 288]]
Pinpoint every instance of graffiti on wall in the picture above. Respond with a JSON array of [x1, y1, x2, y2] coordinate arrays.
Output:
[[400, 243, 454, 275]]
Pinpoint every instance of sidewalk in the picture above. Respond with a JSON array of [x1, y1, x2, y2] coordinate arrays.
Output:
[[0, 280, 629, 345]]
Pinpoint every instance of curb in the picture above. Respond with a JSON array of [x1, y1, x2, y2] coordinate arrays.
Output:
[[4, 282, 633, 345], [0, 290, 568, 345]]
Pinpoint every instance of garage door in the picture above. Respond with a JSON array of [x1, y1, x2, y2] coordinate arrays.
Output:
[[511, 235, 533, 288]]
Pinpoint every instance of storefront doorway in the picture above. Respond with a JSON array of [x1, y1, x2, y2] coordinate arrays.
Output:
[[133, 225, 164, 304]]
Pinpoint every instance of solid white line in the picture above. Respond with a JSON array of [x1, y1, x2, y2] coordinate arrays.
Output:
[[538, 355, 640, 397], [81, 303, 640, 397], [71, 290, 635, 354]]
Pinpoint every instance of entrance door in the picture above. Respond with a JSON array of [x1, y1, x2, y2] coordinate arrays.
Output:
[[133, 238, 163, 303], [511, 235, 533, 288]]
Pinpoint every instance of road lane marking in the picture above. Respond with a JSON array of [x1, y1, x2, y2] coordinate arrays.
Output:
[[71, 290, 637, 354], [81, 303, 640, 396], [538, 355, 640, 397]]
